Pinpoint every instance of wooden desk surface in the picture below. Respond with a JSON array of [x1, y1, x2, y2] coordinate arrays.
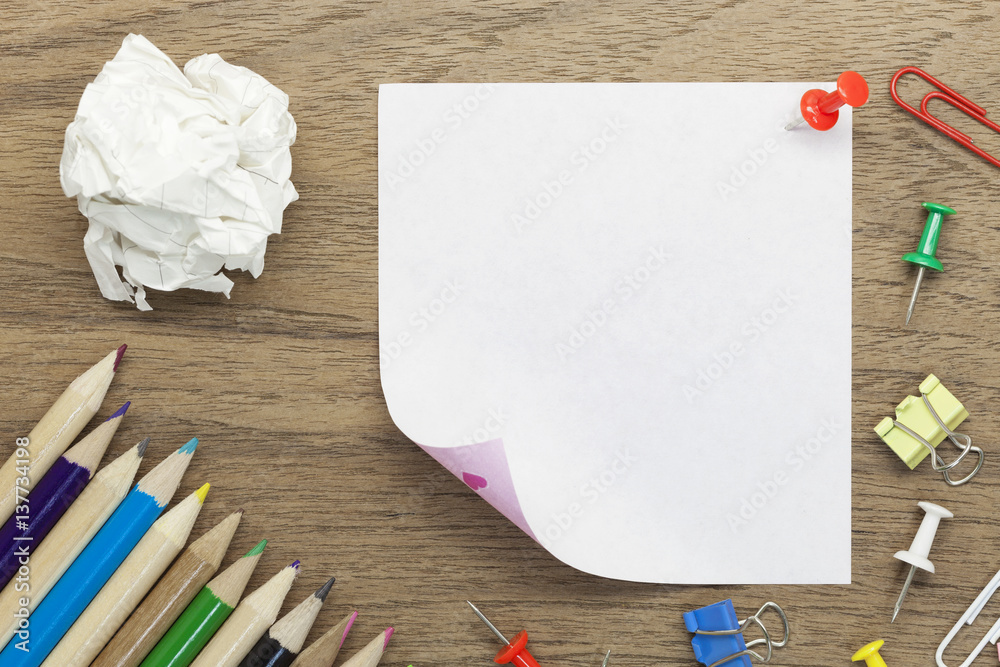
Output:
[[2, 1, 1000, 664]]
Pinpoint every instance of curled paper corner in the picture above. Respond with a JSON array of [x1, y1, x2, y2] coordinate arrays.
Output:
[[61, 33, 298, 311], [419, 439, 539, 542]]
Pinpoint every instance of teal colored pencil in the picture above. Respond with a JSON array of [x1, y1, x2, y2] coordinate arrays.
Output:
[[0, 439, 198, 667]]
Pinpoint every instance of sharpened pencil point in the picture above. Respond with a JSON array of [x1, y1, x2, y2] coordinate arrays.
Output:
[[179, 437, 199, 454], [291, 560, 301, 569], [237, 508, 245, 514], [245, 539, 267, 557], [114, 344, 127, 371], [384, 627, 394, 649], [342, 611, 358, 647], [106, 401, 131, 421], [315, 576, 336, 601], [136, 437, 151, 457], [195, 483, 210, 503]]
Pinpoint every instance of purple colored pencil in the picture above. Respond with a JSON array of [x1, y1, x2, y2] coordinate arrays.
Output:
[[0, 402, 129, 588]]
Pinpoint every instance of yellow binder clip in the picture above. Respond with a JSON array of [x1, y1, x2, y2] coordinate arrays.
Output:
[[874, 374, 984, 486]]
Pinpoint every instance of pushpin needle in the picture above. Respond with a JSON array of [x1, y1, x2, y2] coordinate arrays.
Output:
[[468, 601, 542, 666], [904, 266, 926, 325], [891, 565, 917, 624], [469, 601, 511, 644]]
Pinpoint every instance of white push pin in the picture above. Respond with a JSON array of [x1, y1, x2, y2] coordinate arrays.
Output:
[[892, 501, 952, 623]]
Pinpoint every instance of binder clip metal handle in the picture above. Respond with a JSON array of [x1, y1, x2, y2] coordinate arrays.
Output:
[[686, 601, 789, 667], [889, 393, 983, 486]]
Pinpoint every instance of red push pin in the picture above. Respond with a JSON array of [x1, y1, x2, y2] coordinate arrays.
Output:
[[468, 601, 542, 667], [785, 71, 869, 131]]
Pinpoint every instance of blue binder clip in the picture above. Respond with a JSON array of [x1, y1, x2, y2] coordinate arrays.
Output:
[[684, 600, 789, 667]]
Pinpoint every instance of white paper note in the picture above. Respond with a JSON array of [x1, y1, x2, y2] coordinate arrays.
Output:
[[379, 83, 852, 584], [60, 34, 298, 310]]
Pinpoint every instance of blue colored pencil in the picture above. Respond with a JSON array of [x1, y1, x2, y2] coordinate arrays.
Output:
[[0, 438, 198, 667], [0, 402, 130, 590]]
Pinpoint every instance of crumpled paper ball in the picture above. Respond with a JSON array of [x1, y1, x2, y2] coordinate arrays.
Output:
[[60, 34, 298, 310]]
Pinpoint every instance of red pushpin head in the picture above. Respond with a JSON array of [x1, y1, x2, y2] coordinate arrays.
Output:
[[494, 630, 541, 667], [800, 71, 869, 130]]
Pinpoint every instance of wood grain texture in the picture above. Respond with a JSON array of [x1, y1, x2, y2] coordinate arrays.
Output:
[[1, 1, 999, 665]]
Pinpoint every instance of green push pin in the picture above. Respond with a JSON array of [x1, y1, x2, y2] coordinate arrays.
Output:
[[903, 202, 956, 324]]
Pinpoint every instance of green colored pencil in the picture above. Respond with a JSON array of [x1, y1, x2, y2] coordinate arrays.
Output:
[[139, 540, 266, 667]]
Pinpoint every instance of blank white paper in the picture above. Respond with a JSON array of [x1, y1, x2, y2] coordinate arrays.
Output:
[[379, 83, 851, 584]]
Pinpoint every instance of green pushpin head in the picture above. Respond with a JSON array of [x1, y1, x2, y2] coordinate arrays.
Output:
[[903, 202, 955, 324], [902, 202, 955, 272]]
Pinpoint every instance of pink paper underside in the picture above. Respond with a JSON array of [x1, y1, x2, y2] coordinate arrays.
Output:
[[418, 438, 538, 541]]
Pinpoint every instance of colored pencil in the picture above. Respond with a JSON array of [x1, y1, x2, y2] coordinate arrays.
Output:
[[140, 539, 267, 667], [239, 576, 336, 667], [0, 439, 147, 646], [288, 611, 357, 667], [190, 560, 300, 667], [0, 401, 129, 589], [339, 628, 394, 667], [0, 345, 126, 525], [0, 438, 197, 667], [42, 484, 210, 667], [94, 510, 245, 667]]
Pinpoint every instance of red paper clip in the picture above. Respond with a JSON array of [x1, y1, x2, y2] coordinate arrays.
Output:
[[890, 66, 1000, 169]]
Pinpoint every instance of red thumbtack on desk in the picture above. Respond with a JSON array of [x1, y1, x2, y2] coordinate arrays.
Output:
[[494, 630, 541, 667], [785, 71, 869, 130], [468, 601, 542, 667]]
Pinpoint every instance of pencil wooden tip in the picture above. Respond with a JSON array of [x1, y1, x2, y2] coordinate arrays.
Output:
[[114, 344, 127, 370], [138, 438, 199, 505], [245, 539, 268, 557], [384, 627, 394, 649], [195, 483, 211, 503], [136, 437, 151, 457], [315, 576, 336, 601]]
